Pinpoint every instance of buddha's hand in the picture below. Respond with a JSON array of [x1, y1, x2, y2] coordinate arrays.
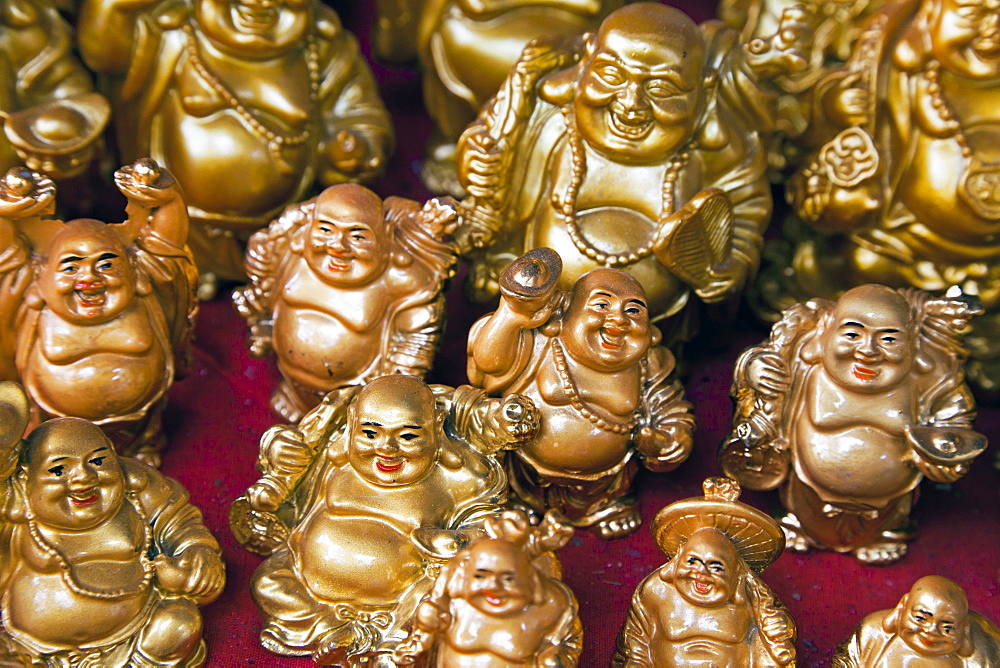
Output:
[[536, 645, 567, 667], [114, 157, 179, 206], [743, 4, 813, 79], [327, 129, 381, 180], [261, 428, 312, 477], [457, 127, 503, 199], [635, 424, 693, 472], [694, 257, 746, 302], [745, 351, 789, 397], [419, 196, 460, 237], [155, 545, 225, 601]]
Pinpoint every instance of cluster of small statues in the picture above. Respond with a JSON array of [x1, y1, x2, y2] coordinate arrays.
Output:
[[0, 0, 997, 664]]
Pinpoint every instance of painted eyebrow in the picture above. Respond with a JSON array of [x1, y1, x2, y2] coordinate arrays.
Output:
[[402, 425, 423, 430], [626, 298, 648, 308], [58, 255, 86, 264], [90, 446, 109, 455], [839, 321, 866, 328], [97, 253, 118, 261], [361, 421, 383, 427]]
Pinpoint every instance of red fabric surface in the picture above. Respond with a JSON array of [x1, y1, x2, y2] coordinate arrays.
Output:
[[143, 2, 1000, 666]]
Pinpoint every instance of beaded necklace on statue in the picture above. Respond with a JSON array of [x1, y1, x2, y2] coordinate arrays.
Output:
[[26, 492, 155, 600], [551, 337, 645, 434], [183, 23, 319, 173], [557, 106, 697, 268], [924, 61, 1000, 218]]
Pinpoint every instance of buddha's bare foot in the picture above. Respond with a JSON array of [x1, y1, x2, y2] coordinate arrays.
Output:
[[133, 445, 162, 469], [505, 498, 541, 525], [312, 630, 349, 666], [270, 383, 304, 423], [596, 505, 642, 540], [779, 513, 814, 553], [196, 272, 218, 301], [854, 540, 908, 565]]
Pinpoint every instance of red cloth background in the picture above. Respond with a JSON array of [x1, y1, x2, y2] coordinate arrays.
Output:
[[142, 2, 1000, 666]]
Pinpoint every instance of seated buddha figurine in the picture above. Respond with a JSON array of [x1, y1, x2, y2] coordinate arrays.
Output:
[[721, 284, 987, 564], [760, 0, 1000, 395], [392, 509, 582, 667], [232, 184, 459, 422], [467, 248, 696, 539], [455, 2, 811, 328], [230, 375, 539, 665], [0, 382, 225, 667], [0, 159, 197, 467], [1, 0, 109, 180], [834, 575, 1000, 667], [77, 0, 393, 295], [612, 477, 796, 667]]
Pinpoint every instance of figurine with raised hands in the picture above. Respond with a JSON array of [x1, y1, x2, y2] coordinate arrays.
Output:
[[468, 248, 696, 540], [77, 0, 393, 295], [834, 575, 1000, 666], [230, 375, 539, 665], [0, 382, 224, 667], [721, 284, 986, 564], [758, 0, 1000, 395], [613, 477, 796, 667], [232, 185, 459, 422], [392, 509, 581, 667], [455, 2, 811, 329], [1, 0, 109, 180], [0, 159, 197, 467]]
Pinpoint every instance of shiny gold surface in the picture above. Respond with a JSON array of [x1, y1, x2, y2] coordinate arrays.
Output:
[[467, 248, 696, 540], [232, 185, 459, 422], [722, 285, 986, 564], [612, 477, 796, 667], [0, 0, 108, 179], [392, 509, 582, 666], [834, 575, 1000, 666], [0, 385, 224, 667], [77, 0, 394, 285], [759, 0, 1000, 395], [402, 0, 624, 194], [455, 2, 811, 326], [0, 159, 197, 467], [231, 375, 539, 664]]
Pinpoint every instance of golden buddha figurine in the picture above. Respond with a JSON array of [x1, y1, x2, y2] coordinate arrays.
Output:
[[232, 184, 459, 422], [0, 382, 225, 667], [230, 374, 539, 665], [0, 159, 197, 467], [455, 2, 811, 326], [392, 509, 582, 667], [1, 0, 109, 179], [721, 284, 986, 564], [76, 0, 394, 296], [758, 0, 1000, 395], [384, 0, 625, 195], [467, 248, 697, 540], [612, 477, 796, 667], [834, 575, 1000, 666]]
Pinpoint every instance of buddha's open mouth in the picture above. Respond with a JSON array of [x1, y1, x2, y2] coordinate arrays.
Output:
[[852, 364, 878, 381], [608, 110, 653, 141]]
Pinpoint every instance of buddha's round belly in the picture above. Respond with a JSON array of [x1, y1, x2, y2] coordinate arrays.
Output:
[[5, 568, 149, 646], [25, 351, 166, 420], [795, 426, 919, 499], [162, 114, 310, 225], [294, 515, 423, 605], [523, 406, 633, 475], [273, 306, 378, 390], [535, 207, 688, 318]]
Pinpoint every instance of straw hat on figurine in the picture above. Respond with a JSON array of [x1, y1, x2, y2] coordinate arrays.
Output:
[[652, 477, 784, 574]]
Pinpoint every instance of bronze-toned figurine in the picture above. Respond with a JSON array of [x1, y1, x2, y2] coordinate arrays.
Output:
[[0, 159, 197, 467], [0, 382, 225, 667], [232, 185, 459, 422], [1, 0, 109, 179], [612, 477, 796, 667], [721, 285, 986, 564], [402, 0, 625, 195], [77, 0, 394, 295], [468, 248, 696, 539], [758, 0, 1000, 396], [231, 375, 539, 665], [392, 509, 582, 667], [834, 575, 1000, 666], [455, 2, 811, 325]]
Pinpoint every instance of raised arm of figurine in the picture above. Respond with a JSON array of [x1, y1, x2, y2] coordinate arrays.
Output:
[[114, 158, 188, 247], [468, 248, 562, 387], [633, 347, 696, 472], [77, 0, 163, 74]]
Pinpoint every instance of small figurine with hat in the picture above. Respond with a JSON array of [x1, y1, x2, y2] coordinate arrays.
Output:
[[612, 477, 796, 667]]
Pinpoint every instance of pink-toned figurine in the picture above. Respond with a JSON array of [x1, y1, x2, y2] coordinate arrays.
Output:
[[0, 159, 197, 466], [468, 248, 696, 539], [721, 284, 986, 564], [232, 184, 459, 422], [393, 510, 582, 667]]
